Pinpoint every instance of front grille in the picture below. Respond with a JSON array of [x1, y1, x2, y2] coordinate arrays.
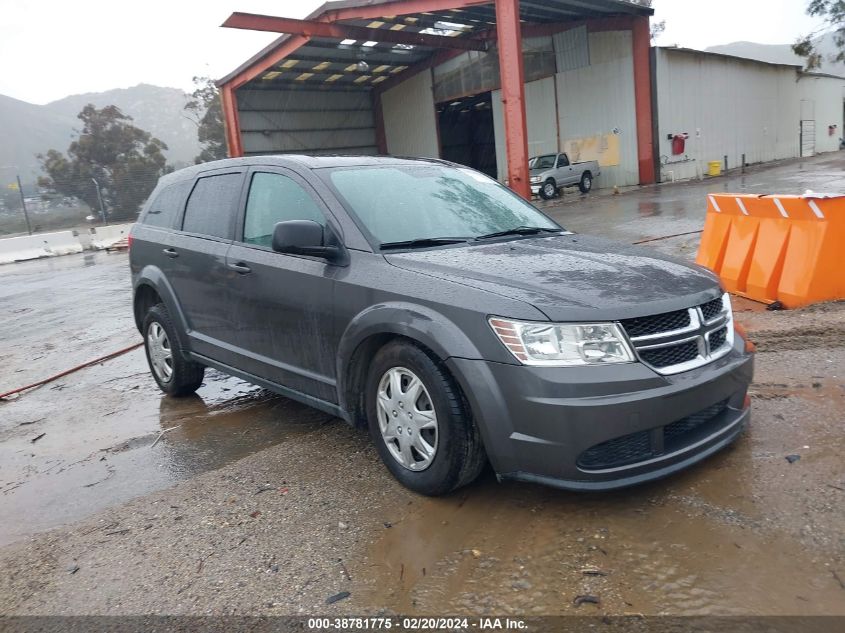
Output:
[[709, 327, 727, 352], [577, 430, 652, 470], [577, 400, 731, 471], [620, 309, 690, 338], [700, 297, 724, 321], [663, 399, 729, 445], [620, 296, 731, 375], [639, 340, 699, 368]]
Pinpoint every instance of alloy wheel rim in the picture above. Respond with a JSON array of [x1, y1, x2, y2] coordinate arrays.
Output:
[[376, 367, 438, 471], [147, 322, 173, 382], [544, 183, 555, 197]]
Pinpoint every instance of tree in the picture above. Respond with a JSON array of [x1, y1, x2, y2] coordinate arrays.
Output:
[[184, 76, 227, 163], [793, 1, 845, 69], [38, 105, 170, 220]]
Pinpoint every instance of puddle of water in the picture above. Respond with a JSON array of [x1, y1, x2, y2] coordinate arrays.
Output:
[[0, 351, 336, 546], [358, 430, 845, 615]]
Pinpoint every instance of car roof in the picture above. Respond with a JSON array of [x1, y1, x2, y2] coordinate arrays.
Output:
[[158, 154, 452, 186]]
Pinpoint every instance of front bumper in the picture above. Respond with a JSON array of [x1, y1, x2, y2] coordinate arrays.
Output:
[[530, 183, 542, 195], [446, 337, 753, 491]]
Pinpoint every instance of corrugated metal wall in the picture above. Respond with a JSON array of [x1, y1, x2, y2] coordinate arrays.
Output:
[[797, 74, 845, 155], [346, 28, 642, 188], [556, 31, 639, 188], [491, 31, 640, 186], [491, 76, 558, 181], [381, 70, 440, 158], [655, 49, 801, 181], [237, 89, 377, 156]]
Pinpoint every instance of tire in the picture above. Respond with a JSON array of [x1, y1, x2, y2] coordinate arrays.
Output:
[[579, 171, 593, 194], [365, 340, 486, 496], [539, 179, 558, 200], [142, 303, 205, 396]]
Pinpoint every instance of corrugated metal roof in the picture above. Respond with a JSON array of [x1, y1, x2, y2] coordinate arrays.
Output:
[[218, 0, 652, 89], [657, 46, 804, 71]]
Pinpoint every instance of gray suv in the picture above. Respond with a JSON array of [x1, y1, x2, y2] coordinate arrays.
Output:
[[130, 156, 753, 496]]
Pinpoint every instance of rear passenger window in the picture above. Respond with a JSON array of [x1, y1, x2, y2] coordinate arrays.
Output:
[[143, 181, 190, 228], [243, 172, 325, 248], [182, 173, 243, 239]]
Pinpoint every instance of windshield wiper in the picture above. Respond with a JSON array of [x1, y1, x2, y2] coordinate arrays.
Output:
[[380, 237, 471, 250], [475, 226, 562, 241]]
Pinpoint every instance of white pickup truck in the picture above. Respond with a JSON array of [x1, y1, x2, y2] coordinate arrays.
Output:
[[529, 152, 600, 199]]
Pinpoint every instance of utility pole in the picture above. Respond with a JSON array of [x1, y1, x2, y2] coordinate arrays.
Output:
[[91, 177, 108, 225], [16, 175, 32, 236]]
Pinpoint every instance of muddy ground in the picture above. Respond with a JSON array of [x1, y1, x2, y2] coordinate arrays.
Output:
[[0, 153, 843, 616]]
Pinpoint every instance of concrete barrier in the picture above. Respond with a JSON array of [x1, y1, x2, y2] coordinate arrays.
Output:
[[0, 230, 83, 265], [90, 223, 134, 250]]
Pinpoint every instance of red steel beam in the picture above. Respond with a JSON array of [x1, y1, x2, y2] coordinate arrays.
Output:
[[222, 12, 489, 52], [495, 0, 530, 200], [220, 85, 244, 157], [222, 34, 310, 90], [320, 0, 494, 22], [219, 34, 311, 158], [631, 16, 655, 185]]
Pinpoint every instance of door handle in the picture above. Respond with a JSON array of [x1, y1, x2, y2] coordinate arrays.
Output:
[[228, 262, 252, 274], [163, 248, 178, 258]]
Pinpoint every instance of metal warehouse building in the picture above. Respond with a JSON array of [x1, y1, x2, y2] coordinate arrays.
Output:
[[217, 0, 845, 198], [655, 47, 845, 182]]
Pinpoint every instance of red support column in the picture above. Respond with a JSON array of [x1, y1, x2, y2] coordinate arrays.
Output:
[[632, 16, 656, 185], [220, 85, 244, 158], [495, 0, 530, 200]]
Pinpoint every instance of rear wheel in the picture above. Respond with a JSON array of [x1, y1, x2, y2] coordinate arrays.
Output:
[[539, 179, 558, 200], [579, 171, 593, 193], [143, 303, 204, 396], [365, 340, 485, 496]]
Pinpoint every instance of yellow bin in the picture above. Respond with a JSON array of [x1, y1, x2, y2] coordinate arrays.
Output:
[[707, 160, 722, 176]]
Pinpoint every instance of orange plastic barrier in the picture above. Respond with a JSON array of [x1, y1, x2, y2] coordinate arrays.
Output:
[[696, 193, 845, 308]]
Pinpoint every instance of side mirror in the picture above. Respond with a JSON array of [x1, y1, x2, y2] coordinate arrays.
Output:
[[271, 220, 344, 262]]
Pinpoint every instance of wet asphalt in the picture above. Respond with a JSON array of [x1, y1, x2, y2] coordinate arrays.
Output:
[[0, 153, 843, 615]]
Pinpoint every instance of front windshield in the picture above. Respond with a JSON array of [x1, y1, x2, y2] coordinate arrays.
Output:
[[323, 165, 561, 246], [528, 154, 556, 170]]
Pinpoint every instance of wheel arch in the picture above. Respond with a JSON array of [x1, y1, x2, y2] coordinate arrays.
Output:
[[133, 267, 190, 351], [336, 303, 484, 427]]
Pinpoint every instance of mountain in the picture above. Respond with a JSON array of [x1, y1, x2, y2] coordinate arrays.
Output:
[[45, 85, 200, 168], [0, 94, 79, 182], [705, 32, 845, 76], [0, 84, 201, 183]]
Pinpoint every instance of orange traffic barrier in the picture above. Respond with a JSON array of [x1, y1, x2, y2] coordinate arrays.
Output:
[[696, 193, 845, 308]]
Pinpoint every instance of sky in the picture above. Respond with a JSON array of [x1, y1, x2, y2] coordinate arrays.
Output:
[[0, 0, 828, 105]]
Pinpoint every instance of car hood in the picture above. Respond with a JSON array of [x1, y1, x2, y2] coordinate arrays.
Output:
[[384, 234, 722, 322], [529, 168, 550, 178]]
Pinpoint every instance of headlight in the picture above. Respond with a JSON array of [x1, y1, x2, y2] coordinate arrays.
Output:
[[489, 318, 635, 366], [530, 176, 542, 183]]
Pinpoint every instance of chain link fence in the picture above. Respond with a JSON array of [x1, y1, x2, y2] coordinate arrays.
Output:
[[0, 171, 155, 238]]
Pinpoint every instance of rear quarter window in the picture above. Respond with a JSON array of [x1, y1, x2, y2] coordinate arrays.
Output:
[[141, 181, 191, 229], [181, 173, 243, 239]]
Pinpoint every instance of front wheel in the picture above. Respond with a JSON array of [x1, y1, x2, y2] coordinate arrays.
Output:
[[365, 341, 486, 496], [579, 172, 593, 193], [539, 179, 558, 200], [143, 303, 205, 396]]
